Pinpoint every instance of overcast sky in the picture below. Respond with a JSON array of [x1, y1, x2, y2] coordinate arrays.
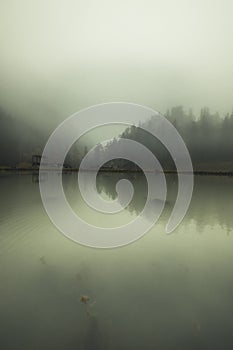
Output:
[[0, 0, 233, 130]]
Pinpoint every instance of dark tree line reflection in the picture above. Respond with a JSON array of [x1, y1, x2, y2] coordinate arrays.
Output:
[[96, 173, 233, 234]]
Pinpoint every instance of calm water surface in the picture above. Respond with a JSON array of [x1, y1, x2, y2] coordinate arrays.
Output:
[[0, 173, 233, 350]]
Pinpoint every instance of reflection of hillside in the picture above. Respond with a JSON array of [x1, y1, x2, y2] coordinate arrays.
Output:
[[96, 173, 233, 233], [96, 172, 148, 215], [188, 176, 233, 233], [96, 172, 177, 221]]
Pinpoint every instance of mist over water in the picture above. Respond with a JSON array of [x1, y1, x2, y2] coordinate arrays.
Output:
[[1, 1, 233, 348], [0, 173, 233, 349]]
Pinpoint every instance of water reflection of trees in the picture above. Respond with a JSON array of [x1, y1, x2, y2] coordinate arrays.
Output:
[[96, 173, 233, 233], [188, 176, 233, 234], [96, 172, 148, 216]]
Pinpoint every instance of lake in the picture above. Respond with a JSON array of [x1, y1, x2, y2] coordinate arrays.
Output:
[[0, 173, 233, 350]]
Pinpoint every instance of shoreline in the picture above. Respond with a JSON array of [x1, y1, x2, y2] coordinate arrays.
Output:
[[0, 168, 233, 176]]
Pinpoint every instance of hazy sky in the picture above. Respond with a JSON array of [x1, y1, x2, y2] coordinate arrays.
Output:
[[0, 0, 233, 130]]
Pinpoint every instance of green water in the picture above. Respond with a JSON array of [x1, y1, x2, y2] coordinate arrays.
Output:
[[0, 173, 233, 350]]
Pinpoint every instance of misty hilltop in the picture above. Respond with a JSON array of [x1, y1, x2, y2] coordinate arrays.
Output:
[[96, 106, 233, 172]]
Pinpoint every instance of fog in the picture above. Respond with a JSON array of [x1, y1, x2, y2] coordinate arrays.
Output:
[[0, 0, 233, 130]]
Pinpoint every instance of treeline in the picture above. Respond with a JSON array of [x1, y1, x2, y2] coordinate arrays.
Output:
[[102, 106, 233, 171], [1, 105, 233, 170]]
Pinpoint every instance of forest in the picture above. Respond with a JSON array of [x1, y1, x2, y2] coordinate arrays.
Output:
[[1, 105, 233, 171], [101, 106, 233, 172]]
